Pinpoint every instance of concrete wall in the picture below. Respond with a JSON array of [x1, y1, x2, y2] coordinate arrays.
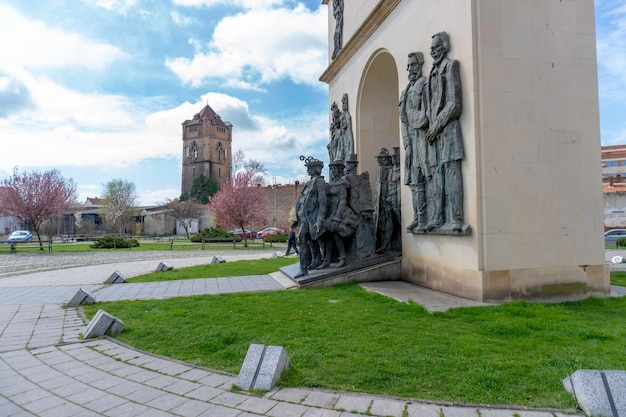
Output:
[[604, 192, 626, 229], [322, 0, 607, 301]]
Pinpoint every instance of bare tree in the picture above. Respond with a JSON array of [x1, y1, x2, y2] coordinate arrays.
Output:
[[232, 149, 266, 185], [101, 179, 137, 235], [163, 198, 204, 239], [0, 168, 77, 248]]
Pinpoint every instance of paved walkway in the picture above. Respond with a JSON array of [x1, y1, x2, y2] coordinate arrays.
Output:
[[0, 250, 585, 416]]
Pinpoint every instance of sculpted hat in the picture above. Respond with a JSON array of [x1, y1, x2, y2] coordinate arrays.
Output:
[[345, 154, 358, 164], [329, 159, 345, 168], [300, 155, 324, 168]]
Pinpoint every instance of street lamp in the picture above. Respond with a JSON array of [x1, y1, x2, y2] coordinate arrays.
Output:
[[272, 176, 277, 228]]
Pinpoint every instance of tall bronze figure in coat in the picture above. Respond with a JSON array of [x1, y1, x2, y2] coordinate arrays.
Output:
[[425, 31, 467, 233]]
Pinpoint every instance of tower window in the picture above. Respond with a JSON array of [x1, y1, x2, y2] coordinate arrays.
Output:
[[218, 168, 221, 177]]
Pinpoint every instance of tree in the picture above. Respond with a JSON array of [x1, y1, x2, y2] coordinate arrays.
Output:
[[0, 168, 77, 248], [208, 169, 269, 246], [164, 198, 204, 239], [232, 149, 266, 185], [101, 179, 137, 234], [180, 175, 219, 204]]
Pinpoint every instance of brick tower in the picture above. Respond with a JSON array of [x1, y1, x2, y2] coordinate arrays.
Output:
[[181, 104, 232, 195]]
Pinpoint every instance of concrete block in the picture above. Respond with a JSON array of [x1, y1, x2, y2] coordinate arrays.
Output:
[[236, 344, 265, 390], [255, 346, 289, 391], [83, 309, 125, 338], [66, 288, 96, 308], [156, 261, 173, 272], [211, 256, 226, 264], [564, 370, 626, 417], [235, 344, 289, 391], [105, 271, 125, 284]]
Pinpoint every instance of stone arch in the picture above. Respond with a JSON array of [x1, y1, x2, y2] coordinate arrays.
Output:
[[356, 49, 399, 188]]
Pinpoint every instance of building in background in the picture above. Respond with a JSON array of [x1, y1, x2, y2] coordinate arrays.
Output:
[[181, 104, 233, 196], [602, 144, 626, 229]]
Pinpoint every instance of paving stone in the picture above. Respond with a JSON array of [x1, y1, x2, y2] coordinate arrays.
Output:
[[0, 401, 37, 417], [84, 394, 129, 413], [185, 385, 223, 401], [20, 394, 69, 414], [145, 391, 188, 411], [302, 408, 345, 417], [124, 386, 164, 403], [369, 397, 407, 416], [145, 374, 181, 389], [178, 368, 212, 382], [265, 401, 310, 417], [237, 396, 279, 414], [333, 394, 371, 414], [163, 379, 202, 395], [169, 398, 212, 417], [196, 403, 242, 417], [211, 391, 247, 408], [269, 387, 311, 403], [301, 390, 340, 408], [102, 401, 156, 417]]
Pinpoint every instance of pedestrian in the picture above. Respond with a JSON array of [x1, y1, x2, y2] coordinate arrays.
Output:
[[285, 225, 299, 256]]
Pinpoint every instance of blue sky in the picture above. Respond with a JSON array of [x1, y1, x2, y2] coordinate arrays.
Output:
[[0, 0, 625, 205]]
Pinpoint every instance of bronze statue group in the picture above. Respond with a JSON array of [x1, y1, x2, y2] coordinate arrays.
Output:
[[294, 31, 469, 278]]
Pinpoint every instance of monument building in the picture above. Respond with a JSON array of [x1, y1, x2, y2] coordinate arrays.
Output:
[[181, 104, 233, 195], [320, 0, 607, 301]]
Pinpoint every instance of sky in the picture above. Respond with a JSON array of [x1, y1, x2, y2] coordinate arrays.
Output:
[[1, 0, 626, 206]]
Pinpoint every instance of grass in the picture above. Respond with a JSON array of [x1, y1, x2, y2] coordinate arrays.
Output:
[[83, 284, 626, 408], [1, 239, 278, 254], [127, 257, 298, 282], [611, 271, 626, 286]]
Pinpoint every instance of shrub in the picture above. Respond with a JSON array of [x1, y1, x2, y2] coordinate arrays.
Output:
[[264, 232, 288, 243], [617, 237, 626, 248], [91, 235, 140, 249], [190, 228, 236, 242]]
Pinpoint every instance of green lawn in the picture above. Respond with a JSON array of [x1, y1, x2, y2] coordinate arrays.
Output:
[[84, 284, 626, 408], [611, 271, 626, 286], [127, 257, 298, 282], [1, 239, 278, 253]]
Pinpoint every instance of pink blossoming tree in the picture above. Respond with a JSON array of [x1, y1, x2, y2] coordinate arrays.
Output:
[[208, 169, 268, 246], [0, 168, 77, 248]]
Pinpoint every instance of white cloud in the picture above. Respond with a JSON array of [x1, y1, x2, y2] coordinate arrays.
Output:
[[0, 87, 328, 184], [138, 188, 181, 206], [171, 11, 197, 27], [81, 0, 138, 14], [0, 4, 127, 71], [165, 4, 327, 89], [173, 0, 286, 9]]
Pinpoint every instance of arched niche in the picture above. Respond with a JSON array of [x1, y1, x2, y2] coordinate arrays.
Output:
[[356, 49, 399, 190]]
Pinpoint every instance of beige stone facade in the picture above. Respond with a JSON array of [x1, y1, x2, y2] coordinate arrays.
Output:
[[181, 104, 233, 195], [321, 0, 607, 301]]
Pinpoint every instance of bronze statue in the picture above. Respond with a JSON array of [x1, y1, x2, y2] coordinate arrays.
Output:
[[320, 160, 357, 268], [343, 154, 376, 259], [295, 156, 328, 277], [400, 52, 429, 233], [425, 31, 467, 233], [332, 0, 343, 59]]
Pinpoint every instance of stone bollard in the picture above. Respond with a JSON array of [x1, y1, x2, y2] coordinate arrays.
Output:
[[156, 261, 174, 272], [211, 255, 226, 264], [83, 309, 125, 338], [66, 288, 96, 308], [235, 344, 290, 391], [105, 271, 125, 284]]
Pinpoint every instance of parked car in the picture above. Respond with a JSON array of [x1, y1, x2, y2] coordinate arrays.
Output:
[[7, 230, 33, 242], [256, 227, 285, 239], [229, 228, 256, 239], [604, 229, 626, 245]]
